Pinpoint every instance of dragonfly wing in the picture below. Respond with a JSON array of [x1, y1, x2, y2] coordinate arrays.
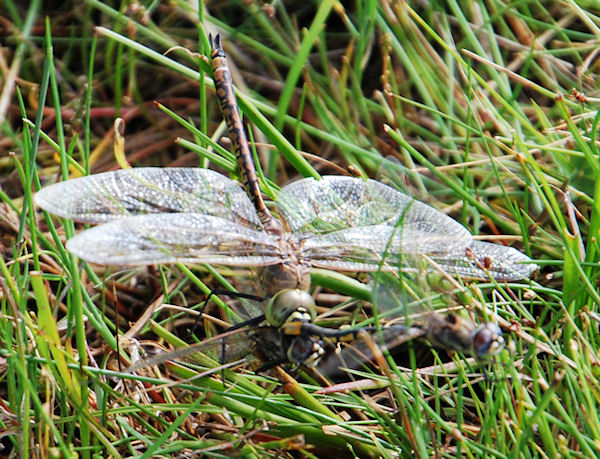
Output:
[[431, 239, 537, 280], [303, 224, 470, 272], [278, 177, 536, 280], [127, 325, 304, 374], [304, 226, 536, 280], [66, 213, 283, 266], [127, 327, 259, 374], [277, 176, 469, 238], [35, 168, 262, 228]]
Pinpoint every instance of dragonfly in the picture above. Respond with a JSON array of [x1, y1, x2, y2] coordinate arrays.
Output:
[[34, 35, 532, 364], [126, 292, 505, 376]]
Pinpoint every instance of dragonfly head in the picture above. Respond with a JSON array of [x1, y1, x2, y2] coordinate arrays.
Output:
[[254, 326, 325, 369], [285, 335, 325, 367], [423, 313, 504, 359], [265, 289, 317, 328], [472, 322, 505, 358]]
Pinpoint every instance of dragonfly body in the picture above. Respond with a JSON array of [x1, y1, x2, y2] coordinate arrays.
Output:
[[390, 312, 505, 358], [211, 35, 310, 292]]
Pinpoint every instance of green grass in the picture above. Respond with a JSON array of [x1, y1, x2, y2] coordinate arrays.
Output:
[[1, 0, 599, 457]]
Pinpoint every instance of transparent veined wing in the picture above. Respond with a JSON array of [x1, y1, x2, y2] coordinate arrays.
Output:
[[277, 176, 469, 238], [277, 176, 536, 280], [127, 327, 261, 374], [302, 226, 536, 279], [435, 239, 536, 280], [127, 325, 320, 374], [301, 224, 468, 271], [65, 213, 284, 266], [35, 167, 262, 229]]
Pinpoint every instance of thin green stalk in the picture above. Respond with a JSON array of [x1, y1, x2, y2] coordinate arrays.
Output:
[[45, 19, 90, 456]]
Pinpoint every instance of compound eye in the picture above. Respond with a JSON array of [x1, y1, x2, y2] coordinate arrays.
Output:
[[265, 289, 316, 327], [472, 323, 504, 358]]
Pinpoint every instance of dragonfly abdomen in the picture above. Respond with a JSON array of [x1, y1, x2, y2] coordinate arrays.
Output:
[[210, 35, 281, 236]]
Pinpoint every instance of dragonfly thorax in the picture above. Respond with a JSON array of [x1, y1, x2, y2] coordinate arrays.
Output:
[[259, 258, 310, 294]]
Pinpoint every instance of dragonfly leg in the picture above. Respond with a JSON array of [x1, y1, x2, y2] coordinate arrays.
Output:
[[189, 289, 265, 338]]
